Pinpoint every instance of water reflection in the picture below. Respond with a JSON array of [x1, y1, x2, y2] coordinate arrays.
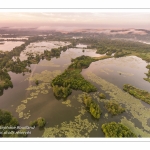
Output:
[[0, 41, 24, 51], [82, 56, 150, 92], [0, 41, 150, 137], [19, 41, 70, 61]]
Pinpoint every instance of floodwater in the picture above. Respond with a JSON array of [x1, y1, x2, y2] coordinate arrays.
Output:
[[19, 41, 70, 61], [0, 41, 24, 51], [0, 41, 150, 137], [82, 56, 150, 92]]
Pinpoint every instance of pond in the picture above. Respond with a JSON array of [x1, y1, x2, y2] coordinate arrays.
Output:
[[0, 41, 24, 51], [0, 41, 150, 137], [82, 56, 150, 92]]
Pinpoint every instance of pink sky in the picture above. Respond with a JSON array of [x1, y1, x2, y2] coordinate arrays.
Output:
[[0, 12, 150, 30]]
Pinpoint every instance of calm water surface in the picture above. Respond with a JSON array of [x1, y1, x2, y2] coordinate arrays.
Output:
[[0, 41, 24, 51], [82, 56, 150, 92], [0, 42, 150, 137]]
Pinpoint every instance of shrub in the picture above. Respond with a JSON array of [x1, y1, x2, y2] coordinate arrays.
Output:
[[29, 120, 38, 127], [37, 117, 46, 128], [105, 100, 125, 115], [101, 122, 137, 137], [99, 93, 106, 99]]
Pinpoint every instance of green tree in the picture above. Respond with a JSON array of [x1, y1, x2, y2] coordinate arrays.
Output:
[[29, 120, 37, 127], [37, 117, 46, 128]]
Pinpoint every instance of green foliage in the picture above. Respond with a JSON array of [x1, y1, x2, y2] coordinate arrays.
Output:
[[69, 55, 95, 70], [0, 109, 19, 128], [144, 78, 150, 83], [8, 117, 19, 127], [101, 122, 137, 137], [0, 109, 12, 126], [83, 94, 92, 107], [0, 109, 20, 137], [146, 64, 150, 69], [52, 69, 97, 95], [52, 85, 72, 98], [105, 100, 125, 115], [114, 51, 131, 58], [51, 56, 98, 98], [37, 117, 46, 128], [89, 103, 101, 119], [0, 69, 13, 93], [87, 38, 150, 62], [30, 117, 46, 129], [27, 54, 41, 65], [145, 70, 150, 78], [106, 51, 113, 56], [99, 93, 106, 99], [83, 94, 101, 119], [29, 120, 38, 127], [144, 66, 150, 83], [123, 84, 150, 104], [44, 45, 68, 60], [8, 59, 30, 73]]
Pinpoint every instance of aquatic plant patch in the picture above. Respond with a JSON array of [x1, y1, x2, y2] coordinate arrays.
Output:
[[42, 109, 98, 137], [15, 70, 61, 119], [123, 84, 150, 105], [62, 99, 72, 107], [87, 72, 150, 135]]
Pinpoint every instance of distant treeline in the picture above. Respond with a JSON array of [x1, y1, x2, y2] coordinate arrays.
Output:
[[0, 39, 27, 41]]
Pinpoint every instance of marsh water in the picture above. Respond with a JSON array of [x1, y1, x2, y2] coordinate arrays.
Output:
[[0, 41, 150, 137], [0, 41, 24, 51]]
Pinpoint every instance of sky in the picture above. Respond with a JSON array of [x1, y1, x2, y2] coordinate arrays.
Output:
[[0, 12, 150, 31]]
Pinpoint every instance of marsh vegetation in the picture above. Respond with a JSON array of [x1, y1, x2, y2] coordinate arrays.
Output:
[[105, 100, 125, 116], [101, 122, 137, 137], [82, 94, 101, 119], [30, 117, 46, 128], [0, 109, 27, 137], [51, 55, 99, 98], [1, 30, 150, 137], [144, 64, 150, 82], [123, 84, 150, 104]]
